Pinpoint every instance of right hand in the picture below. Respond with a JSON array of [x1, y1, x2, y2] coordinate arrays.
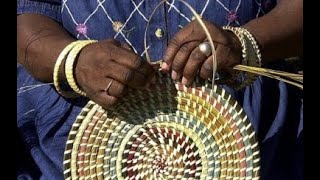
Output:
[[74, 39, 156, 109]]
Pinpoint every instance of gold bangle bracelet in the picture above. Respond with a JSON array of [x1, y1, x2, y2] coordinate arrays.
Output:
[[65, 40, 97, 97], [222, 26, 248, 65], [239, 28, 262, 67], [235, 27, 262, 90], [235, 34, 258, 90], [221, 26, 260, 90], [220, 26, 248, 89], [53, 41, 81, 98]]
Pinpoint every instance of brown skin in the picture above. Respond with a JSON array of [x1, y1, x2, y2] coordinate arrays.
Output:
[[17, 0, 302, 108], [17, 14, 156, 109], [161, 0, 303, 85]]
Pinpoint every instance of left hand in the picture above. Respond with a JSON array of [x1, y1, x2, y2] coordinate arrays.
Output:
[[161, 19, 243, 85]]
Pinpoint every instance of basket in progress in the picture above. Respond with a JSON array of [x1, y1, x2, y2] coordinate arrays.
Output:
[[63, 73, 260, 180]]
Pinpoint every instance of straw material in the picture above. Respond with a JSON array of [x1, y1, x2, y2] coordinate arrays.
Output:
[[63, 73, 260, 180]]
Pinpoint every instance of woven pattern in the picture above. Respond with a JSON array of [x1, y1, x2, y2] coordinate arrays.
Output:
[[63, 73, 260, 180]]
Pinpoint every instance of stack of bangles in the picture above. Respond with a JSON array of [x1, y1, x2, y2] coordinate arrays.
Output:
[[53, 40, 97, 98], [216, 26, 262, 90]]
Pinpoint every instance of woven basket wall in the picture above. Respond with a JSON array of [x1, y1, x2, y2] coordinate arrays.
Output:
[[63, 73, 260, 180]]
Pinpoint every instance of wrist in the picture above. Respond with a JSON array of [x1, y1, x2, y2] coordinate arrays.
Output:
[[73, 43, 90, 91], [53, 40, 96, 98], [225, 30, 243, 66], [65, 40, 97, 97], [57, 38, 77, 82], [218, 26, 262, 90]]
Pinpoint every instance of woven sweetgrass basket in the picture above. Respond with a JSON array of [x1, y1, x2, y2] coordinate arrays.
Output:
[[63, 73, 260, 180]]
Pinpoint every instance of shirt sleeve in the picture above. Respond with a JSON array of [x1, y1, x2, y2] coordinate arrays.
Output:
[[17, 0, 62, 22]]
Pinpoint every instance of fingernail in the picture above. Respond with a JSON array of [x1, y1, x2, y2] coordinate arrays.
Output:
[[171, 70, 177, 80], [161, 62, 169, 71], [182, 77, 189, 85]]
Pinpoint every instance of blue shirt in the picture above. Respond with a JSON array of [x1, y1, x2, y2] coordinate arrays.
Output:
[[17, 0, 303, 179]]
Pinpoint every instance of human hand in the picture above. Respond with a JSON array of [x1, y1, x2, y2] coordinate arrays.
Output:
[[74, 39, 156, 108], [161, 20, 242, 85]]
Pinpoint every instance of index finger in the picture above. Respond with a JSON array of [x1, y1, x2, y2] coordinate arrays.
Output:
[[109, 45, 155, 77], [161, 23, 201, 72]]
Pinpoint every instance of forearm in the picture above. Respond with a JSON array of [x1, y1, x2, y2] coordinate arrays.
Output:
[[243, 0, 303, 63], [17, 13, 75, 82]]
